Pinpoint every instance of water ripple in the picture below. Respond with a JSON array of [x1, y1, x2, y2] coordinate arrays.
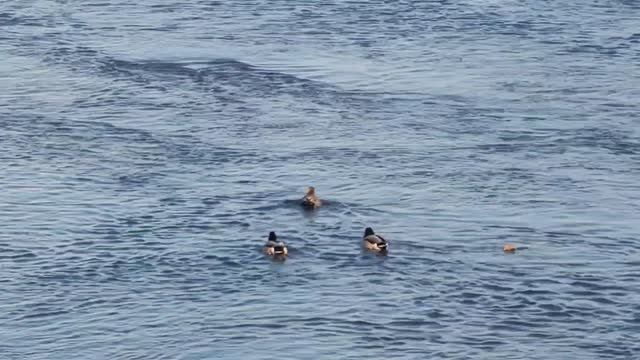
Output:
[[2, 0, 639, 359]]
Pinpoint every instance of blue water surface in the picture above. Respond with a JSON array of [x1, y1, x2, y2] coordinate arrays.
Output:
[[1, 1, 639, 359]]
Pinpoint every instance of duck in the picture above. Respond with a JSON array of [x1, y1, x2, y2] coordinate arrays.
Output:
[[263, 231, 288, 257], [362, 227, 388, 252], [301, 186, 322, 209]]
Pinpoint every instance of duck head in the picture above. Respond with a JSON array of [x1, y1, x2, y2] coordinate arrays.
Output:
[[306, 186, 316, 196]]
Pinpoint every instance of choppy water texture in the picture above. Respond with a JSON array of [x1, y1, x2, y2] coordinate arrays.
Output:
[[1, 1, 640, 359]]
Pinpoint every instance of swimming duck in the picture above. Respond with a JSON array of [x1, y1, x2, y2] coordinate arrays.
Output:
[[264, 231, 288, 257], [301, 186, 322, 209], [362, 227, 388, 252]]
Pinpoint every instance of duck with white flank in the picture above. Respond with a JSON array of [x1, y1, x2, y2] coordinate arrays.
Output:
[[362, 227, 388, 252], [263, 231, 288, 257]]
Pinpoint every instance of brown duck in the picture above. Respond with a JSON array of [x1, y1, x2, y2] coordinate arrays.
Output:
[[301, 186, 322, 209]]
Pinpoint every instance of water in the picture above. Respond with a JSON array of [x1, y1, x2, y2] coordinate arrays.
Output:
[[1, 1, 640, 359]]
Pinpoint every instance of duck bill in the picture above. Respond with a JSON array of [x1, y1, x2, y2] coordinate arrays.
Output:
[[377, 244, 388, 251]]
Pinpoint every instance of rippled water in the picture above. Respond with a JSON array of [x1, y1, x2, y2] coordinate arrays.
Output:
[[2, 1, 640, 359]]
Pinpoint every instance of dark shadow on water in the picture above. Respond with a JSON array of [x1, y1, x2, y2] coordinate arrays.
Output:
[[282, 199, 357, 221], [267, 254, 287, 263], [360, 249, 389, 260]]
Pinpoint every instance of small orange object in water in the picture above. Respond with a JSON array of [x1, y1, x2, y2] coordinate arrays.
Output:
[[503, 244, 517, 253]]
